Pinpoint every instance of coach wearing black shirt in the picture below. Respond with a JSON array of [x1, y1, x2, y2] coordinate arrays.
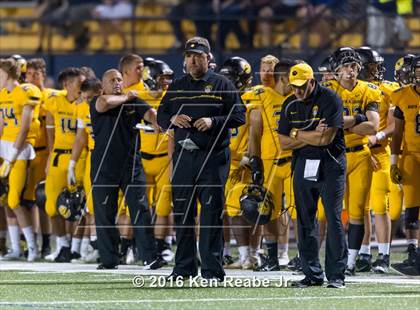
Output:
[[90, 69, 164, 270], [158, 37, 245, 280], [278, 63, 347, 289]]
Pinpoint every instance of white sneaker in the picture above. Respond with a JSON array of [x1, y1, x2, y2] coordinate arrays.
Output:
[[83, 249, 99, 263], [44, 248, 60, 261], [162, 248, 175, 263], [226, 259, 243, 269], [126, 248, 136, 265], [27, 247, 40, 262], [278, 251, 289, 267], [0, 251, 21, 261], [242, 257, 254, 270]]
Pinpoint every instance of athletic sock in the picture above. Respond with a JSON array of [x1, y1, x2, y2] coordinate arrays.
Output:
[[265, 241, 278, 263], [71, 237, 81, 254], [22, 226, 36, 249], [378, 243, 390, 255], [359, 244, 371, 255], [7, 225, 21, 254], [238, 245, 249, 263]]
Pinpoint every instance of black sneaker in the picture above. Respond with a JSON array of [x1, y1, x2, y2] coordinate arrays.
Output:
[[391, 262, 420, 276], [287, 255, 302, 271], [345, 266, 355, 276], [71, 251, 81, 260], [290, 277, 323, 288], [41, 246, 51, 258], [97, 263, 118, 270], [355, 253, 372, 272], [143, 255, 167, 270], [327, 279, 345, 289], [223, 255, 234, 266], [254, 259, 280, 272], [166, 272, 192, 281], [54, 246, 72, 263], [372, 254, 390, 274], [403, 244, 417, 266]]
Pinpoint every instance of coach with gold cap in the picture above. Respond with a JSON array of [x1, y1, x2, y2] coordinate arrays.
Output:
[[278, 62, 347, 289]]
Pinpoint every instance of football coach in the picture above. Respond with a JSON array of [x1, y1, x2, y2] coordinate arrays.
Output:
[[278, 63, 347, 288], [90, 69, 165, 270], [157, 37, 246, 281]]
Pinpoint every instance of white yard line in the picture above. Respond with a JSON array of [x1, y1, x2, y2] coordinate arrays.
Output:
[[1, 295, 420, 306]]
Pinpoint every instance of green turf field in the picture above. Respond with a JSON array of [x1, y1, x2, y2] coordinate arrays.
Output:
[[1, 248, 419, 310]]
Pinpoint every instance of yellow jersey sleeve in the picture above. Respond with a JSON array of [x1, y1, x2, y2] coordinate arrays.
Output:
[[391, 85, 420, 153], [76, 101, 94, 150]]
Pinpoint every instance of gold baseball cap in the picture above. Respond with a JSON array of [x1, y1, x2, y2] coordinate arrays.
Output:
[[289, 63, 314, 87]]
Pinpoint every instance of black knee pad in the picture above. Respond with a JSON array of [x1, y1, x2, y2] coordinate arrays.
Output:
[[405, 207, 419, 230]]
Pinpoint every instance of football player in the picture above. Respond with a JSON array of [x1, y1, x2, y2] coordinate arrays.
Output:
[[44, 67, 86, 262], [220, 56, 258, 269], [390, 55, 420, 276], [23, 58, 63, 257], [67, 78, 102, 263], [354, 46, 400, 273], [323, 47, 381, 275], [0, 58, 42, 261], [135, 58, 174, 262], [248, 58, 298, 271]]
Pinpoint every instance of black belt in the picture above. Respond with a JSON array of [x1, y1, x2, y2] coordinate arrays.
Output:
[[141, 152, 168, 160], [274, 157, 292, 166], [34, 146, 47, 152], [52, 148, 72, 167], [370, 144, 383, 149], [345, 145, 364, 153]]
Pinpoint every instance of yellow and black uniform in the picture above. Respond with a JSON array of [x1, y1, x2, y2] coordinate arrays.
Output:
[[367, 80, 402, 217], [225, 87, 260, 217], [136, 89, 172, 218], [259, 86, 294, 220], [44, 92, 86, 217], [76, 100, 94, 214], [324, 79, 381, 221], [391, 85, 420, 209], [0, 83, 41, 209], [23, 88, 63, 205]]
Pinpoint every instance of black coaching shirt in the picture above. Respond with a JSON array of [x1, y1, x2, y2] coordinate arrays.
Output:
[[277, 82, 345, 159], [90, 97, 151, 175], [157, 70, 246, 151]]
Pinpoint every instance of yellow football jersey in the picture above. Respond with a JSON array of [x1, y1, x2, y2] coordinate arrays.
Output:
[[374, 80, 400, 135], [123, 81, 168, 154], [34, 88, 64, 148], [229, 87, 262, 162], [391, 85, 420, 153], [76, 101, 94, 150], [259, 87, 293, 160], [123, 80, 147, 96], [46, 92, 78, 150], [324, 79, 382, 148], [0, 83, 41, 145]]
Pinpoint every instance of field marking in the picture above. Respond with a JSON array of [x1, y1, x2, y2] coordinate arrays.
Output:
[[1, 295, 420, 306]]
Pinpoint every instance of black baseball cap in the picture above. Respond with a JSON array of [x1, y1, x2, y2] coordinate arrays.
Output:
[[184, 37, 210, 54]]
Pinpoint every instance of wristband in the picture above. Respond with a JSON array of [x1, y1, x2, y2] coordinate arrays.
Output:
[[68, 159, 76, 170], [390, 154, 398, 166], [375, 131, 386, 141]]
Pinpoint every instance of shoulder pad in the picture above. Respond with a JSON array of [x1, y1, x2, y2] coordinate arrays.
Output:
[[367, 83, 379, 90], [253, 86, 265, 95], [393, 87, 404, 93]]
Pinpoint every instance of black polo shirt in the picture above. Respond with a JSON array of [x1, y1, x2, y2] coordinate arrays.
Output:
[[277, 82, 345, 159], [90, 97, 151, 175], [157, 70, 246, 151]]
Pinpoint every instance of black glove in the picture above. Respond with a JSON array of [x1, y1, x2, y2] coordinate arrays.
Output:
[[354, 114, 368, 125], [249, 156, 264, 186]]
